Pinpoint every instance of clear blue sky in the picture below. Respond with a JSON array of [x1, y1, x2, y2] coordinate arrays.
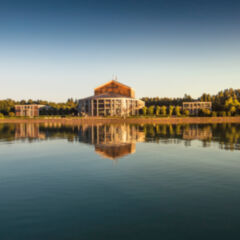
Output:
[[0, 0, 239, 101]]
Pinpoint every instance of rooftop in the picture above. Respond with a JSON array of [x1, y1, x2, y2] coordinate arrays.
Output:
[[79, 92, 135, 101]]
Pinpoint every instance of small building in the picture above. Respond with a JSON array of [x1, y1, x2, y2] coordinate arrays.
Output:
[[182, 102, 212, 115], [78, 80, 145, 116], [15, 105, 46, 117]]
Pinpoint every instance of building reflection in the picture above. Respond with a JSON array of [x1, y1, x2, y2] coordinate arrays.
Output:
[[182, 125, 212, 140], [78, 124, 145, 160], [0, 122, 239, 154], [15, 123, 46, 140]]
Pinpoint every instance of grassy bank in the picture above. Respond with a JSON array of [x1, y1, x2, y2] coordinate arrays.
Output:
[[1, 116, 240, 125]]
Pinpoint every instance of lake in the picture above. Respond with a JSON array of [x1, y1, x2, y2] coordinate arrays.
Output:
[[0, 122, 240, 240]]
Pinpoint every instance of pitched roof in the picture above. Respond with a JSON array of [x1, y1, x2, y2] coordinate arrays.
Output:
[[94, 80, 133, 91]]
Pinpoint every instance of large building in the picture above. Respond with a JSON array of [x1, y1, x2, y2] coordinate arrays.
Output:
[[182, 102, 212, 115], [78, 80, 145, 116]]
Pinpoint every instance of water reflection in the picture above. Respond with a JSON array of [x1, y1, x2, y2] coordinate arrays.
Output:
[[79, 124, 145, 160], [15, 123, 46, 140], [0, 123, 240, 158]]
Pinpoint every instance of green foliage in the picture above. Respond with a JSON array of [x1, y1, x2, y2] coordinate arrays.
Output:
[[183, 109, 190, 116], [175, 106, 181, 116], [142, 106, 147, 116], [169, 105, 174, 116], [155, 106, 161, 116], [0, 98, 78, 117], [219, 111, 226, 117], [160, 106, 167, 116], [229, 106, 237, 115], [141, 88, 240, 116], [212, 111, 217, 117], [0, 113, 4, 118], [0, 99, 15, 115], [200, 108, 211, 116], [8, 112, 15, 117], [141, 94, 193, 108], [148, 106, 155, 115]]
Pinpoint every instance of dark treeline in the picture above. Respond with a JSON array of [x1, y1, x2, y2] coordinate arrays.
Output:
[[141, 88, 240, 116], [0, 98, 78, 117]]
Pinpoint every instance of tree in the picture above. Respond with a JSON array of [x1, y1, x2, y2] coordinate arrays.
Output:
[[200, 108, 211, 116], [183, 94, 193, 101], [169, 105, 174, 117], [237, 106, 240, 115], [212, 111, 217, 117], [230, 106, 236, 116], [175, 106, 181, 116], [142, 106, 147, 116], [183, 109, 190, 116], [148, 106, 155, 115], [9, 112, 15, 117], [160, 106, 167, 116], [219, 111, 226, 117], [155, 106, 161, 116]]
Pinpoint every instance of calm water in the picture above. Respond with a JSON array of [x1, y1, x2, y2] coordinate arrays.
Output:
[[0, 123, 240, 240]]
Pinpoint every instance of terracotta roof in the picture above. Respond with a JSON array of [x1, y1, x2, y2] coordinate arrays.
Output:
[[94, 80, 133, 91]]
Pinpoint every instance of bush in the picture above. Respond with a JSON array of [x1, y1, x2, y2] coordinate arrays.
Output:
[[9, 112, 15, 117], [212, 111, 217, 117], [0, 113, 4, 118], [183, 109, 190, 116], [200, 108, 211, 116], [219, 111, 226, 117]]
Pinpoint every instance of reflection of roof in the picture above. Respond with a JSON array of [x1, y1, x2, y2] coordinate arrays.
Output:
[[95, 143, 136, 160], [79, 93, 135, 101]]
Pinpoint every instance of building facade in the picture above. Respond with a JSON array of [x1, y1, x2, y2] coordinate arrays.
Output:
[[182, 102, 212, 115], [78, 80, 145, 116], [15, 105, 46, 117]]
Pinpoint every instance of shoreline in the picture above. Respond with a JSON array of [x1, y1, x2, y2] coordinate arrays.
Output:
[[1, 116, 240, 125]]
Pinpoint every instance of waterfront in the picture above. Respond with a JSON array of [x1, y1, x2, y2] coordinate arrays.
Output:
[[1, 116, 240, 125], [0, 123, 240, 239]]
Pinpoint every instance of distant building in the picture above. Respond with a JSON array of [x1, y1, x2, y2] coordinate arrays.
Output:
[[182, 102, 212, 115], [78, 80, 145, 116], [15, 105, 46, 117]]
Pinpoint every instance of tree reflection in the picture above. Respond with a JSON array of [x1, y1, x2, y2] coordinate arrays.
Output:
[[0, 123, 240, 156]]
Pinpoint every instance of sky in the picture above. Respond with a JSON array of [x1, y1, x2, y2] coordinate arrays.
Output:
[[0, 0, 239, 101]]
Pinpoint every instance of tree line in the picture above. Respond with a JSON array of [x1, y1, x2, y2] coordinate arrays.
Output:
[[140, 88, 240, 116], [0, 88, 240, 117], [0, 98, 78, 117]]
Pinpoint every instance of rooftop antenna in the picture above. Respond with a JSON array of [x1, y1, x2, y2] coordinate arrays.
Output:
[[112, 73, 118, 81]]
